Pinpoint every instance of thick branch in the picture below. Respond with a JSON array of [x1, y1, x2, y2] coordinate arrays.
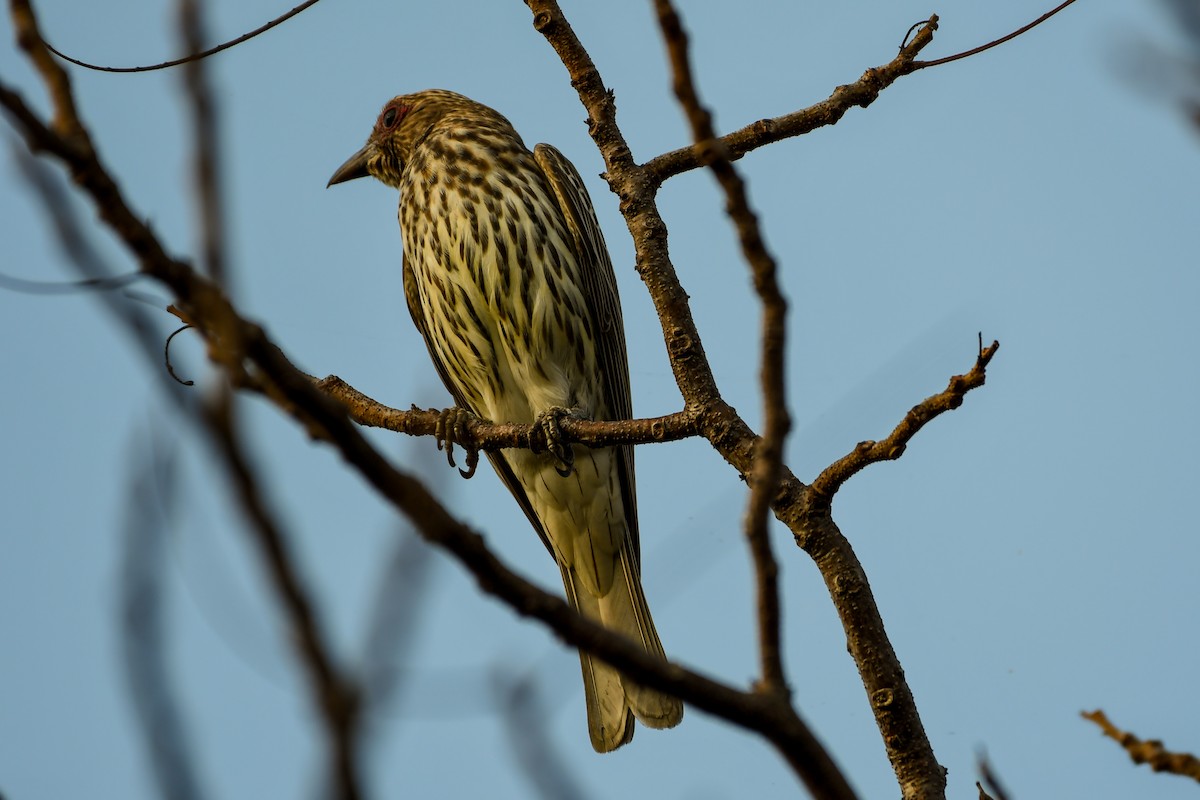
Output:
[[524, 3, 965, 798]]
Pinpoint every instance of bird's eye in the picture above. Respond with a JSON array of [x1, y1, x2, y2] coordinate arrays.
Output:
[[381, 104, 408, 130]]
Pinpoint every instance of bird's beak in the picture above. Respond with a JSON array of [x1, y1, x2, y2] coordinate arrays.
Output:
[[327, 144, 372, 188]]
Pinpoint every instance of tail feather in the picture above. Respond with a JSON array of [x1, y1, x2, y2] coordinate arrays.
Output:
[[560, 546, 683, 753]]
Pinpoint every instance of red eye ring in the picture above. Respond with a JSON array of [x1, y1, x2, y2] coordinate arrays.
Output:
[[381, 104, 408, 130]]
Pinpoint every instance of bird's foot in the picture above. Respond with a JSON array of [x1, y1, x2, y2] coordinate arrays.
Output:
[[435, 406, 481, 479], [532, 406, 583, 477]]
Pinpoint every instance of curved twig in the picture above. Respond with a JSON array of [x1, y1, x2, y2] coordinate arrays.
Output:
[[905, 0, 1079, 72], [42, 0, 322, 73]]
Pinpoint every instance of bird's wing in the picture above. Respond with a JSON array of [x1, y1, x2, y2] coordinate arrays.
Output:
[[403, 253, 555, 554], [533, 143, 640, 560]]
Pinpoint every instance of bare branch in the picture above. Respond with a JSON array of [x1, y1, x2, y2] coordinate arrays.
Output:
[[651, 0, 789, 695], [177, 0, 227, 284], [1082, 709, 1200, 783], [812, 340, 999, 499], [120, 429, 208, 800], [495, 671, 592, 800], [523, 3, 981, 797], [42, 0, 324, 73], [907, 0, 1080, 72], [314, 375, 698, 451], [359, 528, 436, 710], [643, 16, 938, 185]]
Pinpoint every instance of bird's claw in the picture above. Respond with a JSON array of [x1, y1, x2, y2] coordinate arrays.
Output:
[[435, 407, 481, 479], [533, 406, 579, 477]]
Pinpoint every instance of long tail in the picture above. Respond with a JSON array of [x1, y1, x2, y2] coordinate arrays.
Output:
[[560, 545, 684, 753]]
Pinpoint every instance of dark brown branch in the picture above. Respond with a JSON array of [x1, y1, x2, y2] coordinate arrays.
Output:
[[1082, 709, 1200, 783], [906, 0, 1079, 72], [42, 0, 323, 73], [652, 0, 789, 695], [643, 16, 938, 185], [812, 340, 999, 500]]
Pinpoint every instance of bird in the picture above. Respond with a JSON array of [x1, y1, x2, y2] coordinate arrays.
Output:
[[327, 89, 683, 752]]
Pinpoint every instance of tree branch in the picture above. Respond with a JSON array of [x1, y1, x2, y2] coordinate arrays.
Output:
[[651, 0, 789, 695], [812, 339, 999, 499], [642, 16, 938, 185], [1082, 709, 1200, 783], [314, 375, 699, 451]]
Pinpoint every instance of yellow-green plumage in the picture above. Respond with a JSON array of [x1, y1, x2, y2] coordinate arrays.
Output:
[[329, 90, 682, 752]]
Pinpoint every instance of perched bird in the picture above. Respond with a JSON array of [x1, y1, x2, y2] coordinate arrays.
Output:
[[328, 90, 682, 751]]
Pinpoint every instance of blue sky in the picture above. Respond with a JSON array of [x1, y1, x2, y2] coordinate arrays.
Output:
[[2, 1, 1198, 798]]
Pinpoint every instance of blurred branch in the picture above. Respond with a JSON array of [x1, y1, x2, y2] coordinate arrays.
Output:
[[1082, 709, 1200, 783], [652, 0, 788, 695], [359, 526, 436, 713], [43, 0, 324, 73], [202, 395, 364, 800], [177, 0, 226, 284], [495, 670, 592, 800], [975, 751, 1012, 800], [812, 339, 999, 499], [120, 428, 208, 800], [1118, 0, 1200, 134], [643, 16, 938, 185]]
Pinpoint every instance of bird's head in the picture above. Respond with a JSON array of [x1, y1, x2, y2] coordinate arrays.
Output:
[[327, 90, 496, 189]]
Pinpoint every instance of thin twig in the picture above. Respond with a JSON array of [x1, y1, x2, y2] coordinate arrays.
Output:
[[643, 16, 938, 185], [906, 0, 1079, 72], [651, 0, 789, 695], [42, 0, 324, 73], [811, 340, 999, 499]]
